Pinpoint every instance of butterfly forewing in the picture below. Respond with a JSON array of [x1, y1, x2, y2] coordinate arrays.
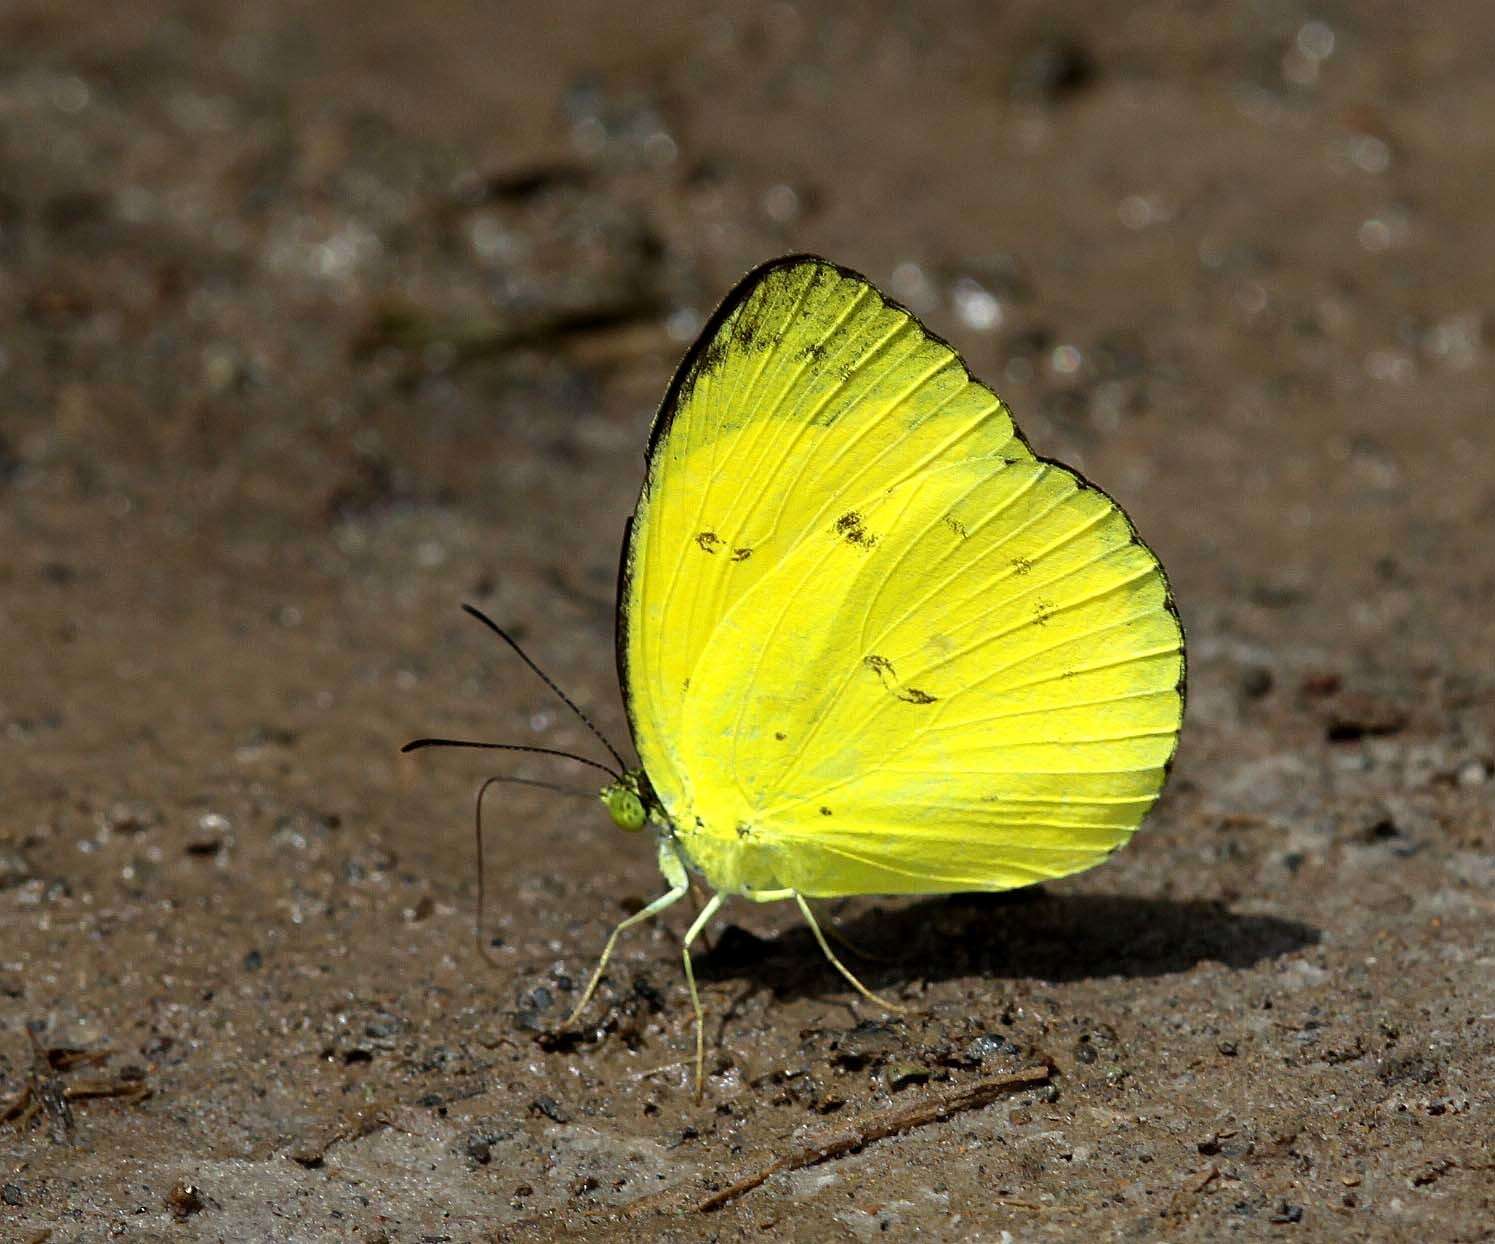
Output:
[[623, 258, 1030, 802]]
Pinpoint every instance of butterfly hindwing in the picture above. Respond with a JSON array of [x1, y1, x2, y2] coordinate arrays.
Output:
[[680, 455, 1182, 895]]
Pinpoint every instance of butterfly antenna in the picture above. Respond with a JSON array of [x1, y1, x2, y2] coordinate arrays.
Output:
[[400, 738, 621, 780], [471, 774, 594, 968], [460, 603, 629, 772]]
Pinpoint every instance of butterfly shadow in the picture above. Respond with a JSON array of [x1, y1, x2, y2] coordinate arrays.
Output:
[[695, 888, 1320, 1005]]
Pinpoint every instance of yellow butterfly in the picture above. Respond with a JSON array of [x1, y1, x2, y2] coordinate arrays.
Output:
[[407, 256, 1185, 1095]]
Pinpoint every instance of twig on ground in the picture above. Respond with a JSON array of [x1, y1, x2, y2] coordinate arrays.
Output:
[[612, 1064, 1053, 1217], [695, 1064, 1053, 1212], [3, 1030, 152, 1141], [1164, 1164, 1220, 1217]]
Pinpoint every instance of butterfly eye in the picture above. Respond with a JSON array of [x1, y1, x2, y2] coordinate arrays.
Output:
[[601, 783, 647, 832]]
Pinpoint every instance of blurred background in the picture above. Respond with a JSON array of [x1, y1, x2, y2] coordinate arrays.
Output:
[[2, 2, 1490, 1238]]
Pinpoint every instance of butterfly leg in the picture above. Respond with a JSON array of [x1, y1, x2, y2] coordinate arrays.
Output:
[[793, 892, 909, 1014], [818, 899, 896, 963], [563, 837, 689, 1028], [680, 891, 726, 1102]]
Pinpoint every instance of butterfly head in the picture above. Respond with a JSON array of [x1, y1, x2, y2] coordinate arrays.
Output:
[[600, 771, 650, 832]]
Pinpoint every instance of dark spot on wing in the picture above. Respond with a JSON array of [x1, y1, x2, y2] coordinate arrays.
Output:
[[695, 336, 729, 383], [1033, 599, 1055, 626], [837, 362, 856, 383], [797, 341, 827, 363], [735, 822, 754, 840], [835, 511, 877, 548], [1011, 555, 1033, 575], [774, 731, 787, 741], [696, 531, 722, 553], [944, 516, 969, 539], [820, 806, 833, 816], [731, 546, 753, 561], [863, 653, 938, 704]]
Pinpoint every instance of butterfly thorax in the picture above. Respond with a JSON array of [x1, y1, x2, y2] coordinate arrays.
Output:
[[668, 805, 791, 896], [654, 813, 783, 897], [603, 772, 782, 892]]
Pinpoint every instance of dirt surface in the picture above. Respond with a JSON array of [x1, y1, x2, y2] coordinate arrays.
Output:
[[3, 3, 1492, 1240]]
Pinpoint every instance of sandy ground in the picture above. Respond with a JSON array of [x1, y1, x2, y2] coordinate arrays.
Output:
[[2, 2, 1491, 1240]]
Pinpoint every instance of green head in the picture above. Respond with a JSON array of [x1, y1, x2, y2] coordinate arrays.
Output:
[[600, 772, 648, 832]]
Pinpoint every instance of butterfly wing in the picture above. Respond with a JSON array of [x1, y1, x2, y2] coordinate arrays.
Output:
[[620, 256, 1183, 897]]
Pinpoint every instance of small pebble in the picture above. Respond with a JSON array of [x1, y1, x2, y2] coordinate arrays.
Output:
[[166, 1181, 204, 1219], [884, 1060, 931, 1090]]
